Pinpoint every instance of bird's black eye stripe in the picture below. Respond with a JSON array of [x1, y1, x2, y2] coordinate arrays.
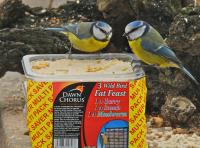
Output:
[[99, 28, 107, 34], [95, 24, 110, 34], [126, 28, 139, 36]]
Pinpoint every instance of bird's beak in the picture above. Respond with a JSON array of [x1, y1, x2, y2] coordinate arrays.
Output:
[[105, 32, 112, 40], [44, 27, 66, 32], [122, 32, 127, 37]]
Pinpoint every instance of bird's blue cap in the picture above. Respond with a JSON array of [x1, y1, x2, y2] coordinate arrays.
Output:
[[128, 21, 144, 29], [123, 21, 145, 36], [95, 21, 109, 28], [95, 21, 112, 33]]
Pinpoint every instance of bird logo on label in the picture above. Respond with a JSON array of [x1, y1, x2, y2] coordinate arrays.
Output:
[[69, 85, 85, 94]]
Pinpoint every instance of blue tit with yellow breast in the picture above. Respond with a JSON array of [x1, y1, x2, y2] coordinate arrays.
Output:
[[45, 21, 112, 54], [123, 20, 199, 85]]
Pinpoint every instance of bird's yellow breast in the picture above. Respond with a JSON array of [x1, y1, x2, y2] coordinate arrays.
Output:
[[128, 38, 176, 67], [67, 32, 109, 53]]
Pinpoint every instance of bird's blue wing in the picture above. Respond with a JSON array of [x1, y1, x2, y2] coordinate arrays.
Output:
[[155, 46, 181, 64], [64, 22, 94, 39], [64, 24, 78, 35], [141, 27, 199, 85], [141, 27, 181, 64]]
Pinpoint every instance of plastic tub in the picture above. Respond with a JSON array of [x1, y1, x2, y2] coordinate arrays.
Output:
[[22, 53, 147, 148]]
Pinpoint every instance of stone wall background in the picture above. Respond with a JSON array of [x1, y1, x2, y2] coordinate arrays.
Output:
[[1, 0, 200, 126]]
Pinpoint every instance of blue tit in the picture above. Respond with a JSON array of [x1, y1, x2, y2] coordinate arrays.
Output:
[[45, 21, 112, 54], [123, 20, 199, 85]]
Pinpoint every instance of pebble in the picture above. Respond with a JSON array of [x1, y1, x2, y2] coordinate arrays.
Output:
[[147, 127, 200, 148]]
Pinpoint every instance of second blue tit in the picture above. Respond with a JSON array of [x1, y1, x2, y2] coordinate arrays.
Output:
[[45, 21, 112, 53], [123, 20, 199, 85]]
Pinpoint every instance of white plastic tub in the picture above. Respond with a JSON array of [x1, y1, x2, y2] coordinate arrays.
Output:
[[22, 53, 147, 148]]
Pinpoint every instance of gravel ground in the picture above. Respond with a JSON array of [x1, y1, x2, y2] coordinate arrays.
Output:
[[1, 71, 200, 148], [147, 127, 200, 148]]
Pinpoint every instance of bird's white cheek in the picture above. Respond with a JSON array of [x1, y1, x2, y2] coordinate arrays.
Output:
[[129, 31, 141, 40], [93, 29, 106, 40], [128, 26, 146, 40], [108, 33, 112, 40]]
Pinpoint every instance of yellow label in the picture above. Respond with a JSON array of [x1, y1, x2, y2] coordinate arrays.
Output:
[[27, 81, 53, 148], [129, 77, 147, 148], [26, 78, 147, 148]]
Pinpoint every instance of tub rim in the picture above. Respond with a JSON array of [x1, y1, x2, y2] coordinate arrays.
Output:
[[22, 53, 145, 82]]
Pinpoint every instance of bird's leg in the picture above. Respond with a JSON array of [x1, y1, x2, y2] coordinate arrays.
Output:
[[131, 59, 148, 71], [67, 43, 73, 59], [97, 49, 104, 57], [97, 51, 101, 57], [131, 59, 144, 72], [131, 59, 148, 72], [131, 59, 139, 67], [131, 59, 161, 72], [131, 59, 157, 68], [131, 63, 158, 73], [150, 64, 160, 68], [141, 64, 160, 68], [132, 63, 141, 72]]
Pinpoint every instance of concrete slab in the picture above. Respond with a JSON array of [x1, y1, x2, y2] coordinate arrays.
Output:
[[0, 72, 31, 148], [0, 111, 7, 148], [1, 110, 31, 148], [0, 0, 78, 8]]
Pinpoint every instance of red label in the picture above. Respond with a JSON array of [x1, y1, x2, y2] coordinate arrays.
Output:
[[83, 82, 129, 147]]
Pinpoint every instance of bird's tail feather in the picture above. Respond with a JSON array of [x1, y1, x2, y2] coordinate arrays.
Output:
[[44, 27, 69, 36], [44, 27, 66, 31], [181, 66, 199, 85]]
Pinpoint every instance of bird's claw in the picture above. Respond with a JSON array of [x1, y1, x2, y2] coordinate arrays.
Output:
[[131, 59, 140, 67], [131, 62, 142, 72], [150, 64, 160, 68]]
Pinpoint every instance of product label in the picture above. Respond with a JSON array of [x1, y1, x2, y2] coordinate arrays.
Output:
[[53, 82, 96, 148], [81, 81, 129, 148], [129, 78, 147, 148], [27, 81, 53, 148], [27, 77, 147, 148]]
